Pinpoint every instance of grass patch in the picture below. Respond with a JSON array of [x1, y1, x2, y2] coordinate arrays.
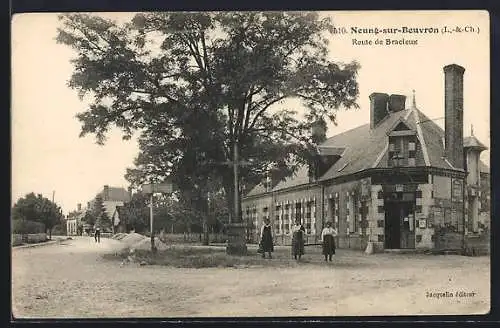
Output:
[[102, 245, 334, 268]]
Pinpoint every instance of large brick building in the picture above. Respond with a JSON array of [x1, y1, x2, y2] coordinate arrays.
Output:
[[242, 64, 489, 252]]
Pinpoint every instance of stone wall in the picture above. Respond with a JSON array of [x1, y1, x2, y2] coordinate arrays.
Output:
[[12, 233, 48, 245], [415, 182, 435, 249], [12, 234, 23, 246]]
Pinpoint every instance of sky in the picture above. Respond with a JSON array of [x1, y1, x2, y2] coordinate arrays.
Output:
[[11, 11, 490, 214]]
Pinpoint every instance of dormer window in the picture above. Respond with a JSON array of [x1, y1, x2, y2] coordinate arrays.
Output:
[[392, 153, 405, 167]]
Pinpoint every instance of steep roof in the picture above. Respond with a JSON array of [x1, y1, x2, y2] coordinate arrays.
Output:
[[464, 135, 488, 150], [98, 186, 131, 202], [244, 106, 490, 196], [272, 165, 311, 191]]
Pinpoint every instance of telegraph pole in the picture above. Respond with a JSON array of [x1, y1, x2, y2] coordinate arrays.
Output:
[[150, 193, 156, 253], [233, 141, 239, 225]]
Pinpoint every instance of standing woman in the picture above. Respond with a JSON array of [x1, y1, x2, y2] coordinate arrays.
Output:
[[321, 221, 337, 262], [260, 218, 274, 259], [291, 219, 306, 260]]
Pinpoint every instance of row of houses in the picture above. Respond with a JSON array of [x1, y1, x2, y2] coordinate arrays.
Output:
[[65, 185, 131, 235], [242, 64, 490, 252]]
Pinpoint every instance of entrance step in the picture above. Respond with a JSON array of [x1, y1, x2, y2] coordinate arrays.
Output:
[[384, 249, 418, 254]]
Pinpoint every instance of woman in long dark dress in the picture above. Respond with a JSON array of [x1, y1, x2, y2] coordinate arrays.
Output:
[[260, 218, 274, 259], [321, 221, 337, 262], [291, 219, 305, 260]]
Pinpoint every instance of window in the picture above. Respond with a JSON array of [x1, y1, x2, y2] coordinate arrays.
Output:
[[416, 205, 422, 213], [283, 205, 290, 234], [353, 195, 359, 233], [378, 206, 385, 213], [416, 235, 422, 243], [275, 205, 281, 233], [262, 207, 269, 224], [409, 142, 416, 151], [305, 202, 313, 233], [328, 199, 335, 222], [378, 235, 384, 242], [377, 190, 384, 199], [416, 190, 422, 198], [295, 202, 302, 223], [252, 207, 258, 236], [377, 220, 384, 228]]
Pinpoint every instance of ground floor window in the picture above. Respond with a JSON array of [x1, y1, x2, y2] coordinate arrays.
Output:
[[305, 201, 312, 234], [295, 202, 302, 223], [432, 205, 464, 233], [275, 205, 281, 234], [283, 204, 291, 234]]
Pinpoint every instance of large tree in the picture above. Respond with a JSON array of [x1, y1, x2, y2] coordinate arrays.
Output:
[[56, 12, 360, 224], [12, 193, 64, 239], [92, 195, 111, 231]]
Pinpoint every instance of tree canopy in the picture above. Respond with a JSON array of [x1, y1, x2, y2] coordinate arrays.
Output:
[[12, 192, 64, 237], [56, 12, 360, 221]]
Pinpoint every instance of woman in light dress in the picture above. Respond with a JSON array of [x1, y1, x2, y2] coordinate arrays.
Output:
[[321, 221, 337, 262]]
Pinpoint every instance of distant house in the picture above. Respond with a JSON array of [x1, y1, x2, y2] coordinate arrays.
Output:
[[66, 203, 85, 236], [89, 185, 132, 232], [68, 185, 132, 234]]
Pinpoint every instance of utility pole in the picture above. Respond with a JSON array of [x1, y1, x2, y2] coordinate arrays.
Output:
[[150, 193, 156, 253], [52, 190, 55, 203], [233, 141, 239, 225], [142, 181, 172, 253]]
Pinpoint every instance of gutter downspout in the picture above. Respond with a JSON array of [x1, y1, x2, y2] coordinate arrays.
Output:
[[321, 182, 325, 243]]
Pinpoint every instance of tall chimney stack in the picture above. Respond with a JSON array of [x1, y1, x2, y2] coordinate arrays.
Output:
[[370, 92, 389, 129], [103, 185, 110, 201], [77, 203, 82, 212], [443, 64, 465, 169]]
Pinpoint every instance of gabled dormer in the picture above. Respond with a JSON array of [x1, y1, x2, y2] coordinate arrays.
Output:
[[387, 118, 418, 167]]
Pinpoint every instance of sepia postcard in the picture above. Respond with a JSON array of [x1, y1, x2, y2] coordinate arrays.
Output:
[[11, 10, 490, 319]]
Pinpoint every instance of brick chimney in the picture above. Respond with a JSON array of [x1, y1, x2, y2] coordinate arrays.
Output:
[[388, 94, 406, 112], [443, 64, 465, 169], [370, 92, 389, 129], [103, 185, 110, 201]]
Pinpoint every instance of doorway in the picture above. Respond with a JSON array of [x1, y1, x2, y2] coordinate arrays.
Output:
[[384, 193, 415, 249]]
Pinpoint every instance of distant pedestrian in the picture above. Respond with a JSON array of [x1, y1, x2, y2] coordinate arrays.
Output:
[[291, 219, 305, 260], [321, 221, 337, 262], [94, 226, 101, 243], [259, 218, 274, 259]]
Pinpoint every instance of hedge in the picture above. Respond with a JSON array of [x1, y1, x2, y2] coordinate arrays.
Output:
[[12, 219, 45, 234]]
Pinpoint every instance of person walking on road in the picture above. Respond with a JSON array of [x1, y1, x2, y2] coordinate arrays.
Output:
[[94, 225, 101, 243], [259, 218, 274, 259], [291, 219, 305, 261], [321, 221, 337, 262]]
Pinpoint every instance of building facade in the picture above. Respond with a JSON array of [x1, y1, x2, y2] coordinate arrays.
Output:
[[66, 185, 132, 235], [66, 203, 85, 236], [242, 64, 490, 252]]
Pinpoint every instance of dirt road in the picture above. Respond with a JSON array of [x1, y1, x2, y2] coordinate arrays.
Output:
[[12, 237, 490, 318]]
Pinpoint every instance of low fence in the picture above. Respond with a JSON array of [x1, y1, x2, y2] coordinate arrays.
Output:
[[156, 233, 228, 244], [464, 233, 490, 256], [12, 233, 48, 246]]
